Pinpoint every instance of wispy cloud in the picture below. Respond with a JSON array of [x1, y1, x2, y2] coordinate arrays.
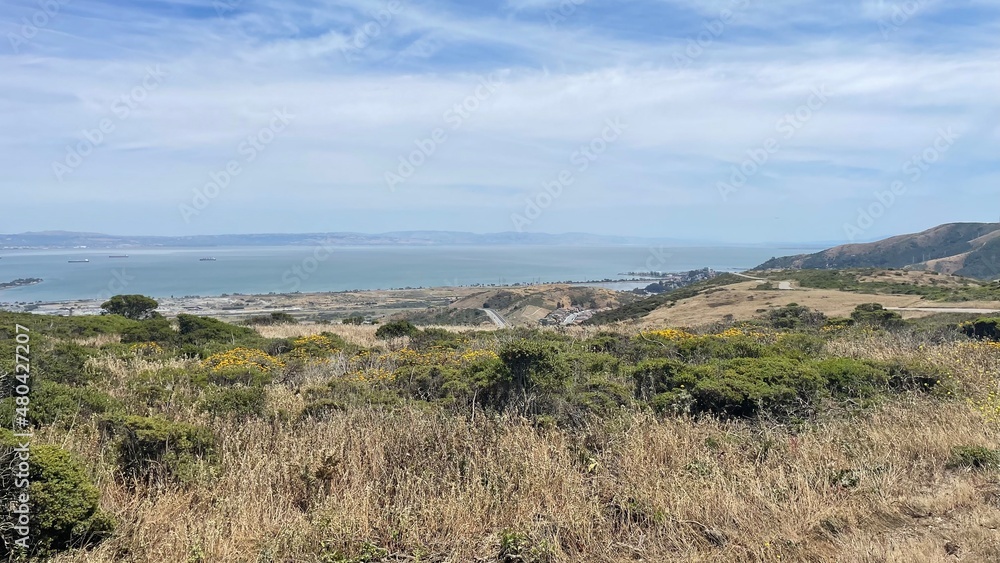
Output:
[[1, 0, 998, 241]]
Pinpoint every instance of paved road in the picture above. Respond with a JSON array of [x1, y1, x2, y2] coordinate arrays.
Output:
[[481, 308, 510, 328], [733, 272, 765, 281], [735, 272, 794, 290], [886, 307, 1000, 314]]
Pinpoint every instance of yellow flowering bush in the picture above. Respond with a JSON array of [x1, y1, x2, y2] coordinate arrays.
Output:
[[128, 342, 163, 357], [202, 347, 285, 374], [644, 328, 696, 341]]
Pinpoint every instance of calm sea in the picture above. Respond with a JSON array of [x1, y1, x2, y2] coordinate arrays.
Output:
[[0, 245, 819, 302]]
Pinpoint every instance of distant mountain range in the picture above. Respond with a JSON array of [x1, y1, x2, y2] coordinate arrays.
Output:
[[756, 222, 1000, 280], [0, 230, 819, 250]]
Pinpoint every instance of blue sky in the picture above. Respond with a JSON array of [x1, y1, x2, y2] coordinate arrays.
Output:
[[2, 0, 999, 243]]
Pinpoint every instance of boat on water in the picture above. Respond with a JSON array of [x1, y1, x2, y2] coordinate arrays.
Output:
[[68, 259, 90, 263], [199, 258, 217, 261], [109, 255, 129, 258]]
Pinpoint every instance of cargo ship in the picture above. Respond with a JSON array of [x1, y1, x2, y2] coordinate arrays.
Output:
[[109, 255, 129, 258], [68, 259, 90, 263], [199, 258, 217, 261]]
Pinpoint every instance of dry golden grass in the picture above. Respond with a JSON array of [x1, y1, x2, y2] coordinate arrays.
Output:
[[255, 323, 382, 347], [38, 331, 1000, 562], [48, 400, 1000, 563], [638, 281, 1000, 329]]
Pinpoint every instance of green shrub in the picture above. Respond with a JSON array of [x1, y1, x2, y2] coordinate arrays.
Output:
[[961, 318, 1000, 341], [811, 358, 889, 397], [497, 340, 570, 393], [677, 336, 767, 362], [569, 378, 633, 417], [631, 358, 690, 400], [850, 303, 905, 329], [879, 359, 946, 392], [126, 367, 208, 409], [770, 333, 826, 359], [0, 435, 114, 559], [14, 381, 121, 428], [100, 415, 215, 485], [176, 314, 258, 346], [947, 446, 1000, 470], [34, 342, 94, 386], [243, 312, 298, 326], [498, 530, 553, 563], [764, 303, 827, 330], [199, 386, 267, 420], [120, 316, 177, 344], [408, 328, 466, 351], [100, 294, 159, 320], [375, 320, 418, 340], [646, 358, 825, 419]]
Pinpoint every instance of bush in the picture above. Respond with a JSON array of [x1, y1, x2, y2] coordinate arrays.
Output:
[[690, 358, 825, 418], [199, 386, 267, 420], [243, 312, 298, 326], [770, 333, 826, 359], [0, 434, 114, 559], [961, 318, 1000, 341], [13, 381, 121, 428], [568, 378, 633, 417], [375, 320, 418, 340], [850, 303, 905, 329], [100, 415, 215, 485], [100, 294, 159, 320], [948, 446, 1000, 470], [764, 303, 827, 330], [631, 358, 690, 401], [409, 328, 466, 351], [176, 314, 258, 346], [34, 342, 94, 386], [120, 316, 177, 344], [812, 358, 889, 397]]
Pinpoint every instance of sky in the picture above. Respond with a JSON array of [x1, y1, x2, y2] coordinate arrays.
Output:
[[2, 0, 999, 244]]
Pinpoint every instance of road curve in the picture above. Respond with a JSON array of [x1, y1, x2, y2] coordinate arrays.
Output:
[[482, 308, 510, 328]]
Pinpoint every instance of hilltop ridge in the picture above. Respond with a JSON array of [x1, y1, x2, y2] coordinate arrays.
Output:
[[756, 222, 1000, 279]]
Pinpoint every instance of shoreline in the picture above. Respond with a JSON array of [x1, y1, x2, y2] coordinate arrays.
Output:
[[3, 282, 633, 321]]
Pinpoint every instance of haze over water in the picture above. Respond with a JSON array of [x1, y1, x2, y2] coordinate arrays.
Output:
[[0, 245, 821, 303]]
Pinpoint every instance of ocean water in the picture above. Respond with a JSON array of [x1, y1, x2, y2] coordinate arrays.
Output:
[[0, 245, 818, 302]]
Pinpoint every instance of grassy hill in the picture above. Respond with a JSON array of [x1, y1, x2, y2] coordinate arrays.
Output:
[[757, 222, 1000, 279], [5, 301, 1000, 561]]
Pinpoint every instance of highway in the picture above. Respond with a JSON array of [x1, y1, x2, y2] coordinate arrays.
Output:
[[482, 308, 511, 328]]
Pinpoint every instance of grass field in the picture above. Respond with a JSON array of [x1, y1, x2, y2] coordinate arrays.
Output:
[[3, 299, 1000, 562]]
